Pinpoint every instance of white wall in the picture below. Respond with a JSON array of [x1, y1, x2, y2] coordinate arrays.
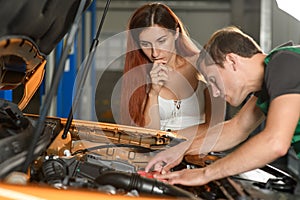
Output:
[[272, 1, 300, 47]]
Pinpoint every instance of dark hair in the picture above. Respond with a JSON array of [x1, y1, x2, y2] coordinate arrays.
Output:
[[129, 3, 178, 40], [120, 3, 199, 126], [200, 26, 262, 68]]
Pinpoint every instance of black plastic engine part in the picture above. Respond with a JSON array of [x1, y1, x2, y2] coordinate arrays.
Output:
[[0, 100, 54, 179], [95, 171, 198, 199]]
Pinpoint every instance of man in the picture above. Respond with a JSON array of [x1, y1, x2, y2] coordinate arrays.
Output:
[[145, 26, 300, 186]]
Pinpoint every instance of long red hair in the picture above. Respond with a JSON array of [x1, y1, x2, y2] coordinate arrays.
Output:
[[120, 3, 199, 126]]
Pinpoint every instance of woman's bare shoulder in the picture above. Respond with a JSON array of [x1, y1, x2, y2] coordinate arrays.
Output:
[[184, 53, 200, 65]]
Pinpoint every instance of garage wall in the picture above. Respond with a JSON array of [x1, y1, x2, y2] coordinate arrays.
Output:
[[96, 0, 260, 47]]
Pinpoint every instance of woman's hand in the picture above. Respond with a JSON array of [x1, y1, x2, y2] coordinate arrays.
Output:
[[149, 61, 170, 94]]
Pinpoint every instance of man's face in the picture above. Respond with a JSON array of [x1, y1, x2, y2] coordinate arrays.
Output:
[[200, 62, 225, 98], [200, 59, 245, 107]]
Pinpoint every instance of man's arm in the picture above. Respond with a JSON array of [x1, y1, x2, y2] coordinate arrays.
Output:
[[146, 95, 264, 172], [145, 87, 211, 172], [156, 93, 300, 186], [186, 95, 264, 155]]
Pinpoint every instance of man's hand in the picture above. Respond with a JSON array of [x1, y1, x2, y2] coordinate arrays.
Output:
[[154, 168, 211, 186], [145, 141, 189, 173]]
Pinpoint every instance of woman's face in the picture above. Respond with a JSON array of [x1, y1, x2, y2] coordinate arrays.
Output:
[[138, 24, 178, 64]]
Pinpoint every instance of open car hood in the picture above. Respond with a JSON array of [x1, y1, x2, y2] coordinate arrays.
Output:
[[0, 0, 91, 109]]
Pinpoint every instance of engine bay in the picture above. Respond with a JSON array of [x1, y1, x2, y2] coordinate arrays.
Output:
[[0, 110, 298, 200]]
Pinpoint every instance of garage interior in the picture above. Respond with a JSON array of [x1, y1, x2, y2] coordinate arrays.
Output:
[[1, 0, 300, 199], [11, 0, 300, 124]]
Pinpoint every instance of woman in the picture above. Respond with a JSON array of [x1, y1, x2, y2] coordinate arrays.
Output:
[[120, 2, 211, 132]]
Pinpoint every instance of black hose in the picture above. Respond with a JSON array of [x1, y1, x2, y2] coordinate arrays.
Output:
[[95, 171, 199, 199]]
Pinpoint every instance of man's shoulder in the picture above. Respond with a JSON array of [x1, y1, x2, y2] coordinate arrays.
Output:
[[269, 48, 300, 61], [272, 41, 294, 49], [266, 41, 300, 64]]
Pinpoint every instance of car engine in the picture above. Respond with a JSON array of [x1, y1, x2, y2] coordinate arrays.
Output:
[[1, 101, 299, 200]]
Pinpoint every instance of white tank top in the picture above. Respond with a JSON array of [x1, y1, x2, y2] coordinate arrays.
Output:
[[158, 81, 206, 131]]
